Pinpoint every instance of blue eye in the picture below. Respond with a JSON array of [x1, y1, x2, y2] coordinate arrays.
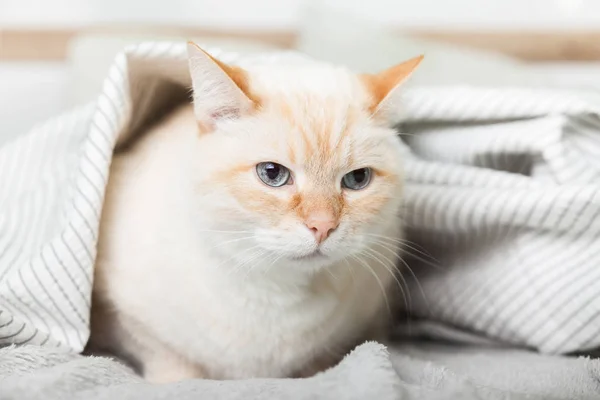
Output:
[[342, 168, 372, 190], [256, 162, 291, 187]]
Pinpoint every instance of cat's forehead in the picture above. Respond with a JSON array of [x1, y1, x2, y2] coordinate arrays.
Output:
[[251, 66, 371, 134], [244, 65, 384, 174], [268, 94, 370, 170]]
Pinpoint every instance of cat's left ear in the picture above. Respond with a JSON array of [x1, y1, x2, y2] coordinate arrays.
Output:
[[361, 55, 424, 118], [187, 42, 258, 129]]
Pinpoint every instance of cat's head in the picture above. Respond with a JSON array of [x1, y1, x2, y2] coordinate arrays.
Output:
[[186, 43, 421, 274]]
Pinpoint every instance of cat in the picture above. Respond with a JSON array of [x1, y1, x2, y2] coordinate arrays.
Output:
[[89, 42, 422, 383]]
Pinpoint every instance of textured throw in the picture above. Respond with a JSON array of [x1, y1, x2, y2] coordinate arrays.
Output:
[[0, 42, 600, 363], [2, 343, 600, 400]]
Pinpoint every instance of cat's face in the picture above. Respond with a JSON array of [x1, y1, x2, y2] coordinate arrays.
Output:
[[187, 44, 421, 273]]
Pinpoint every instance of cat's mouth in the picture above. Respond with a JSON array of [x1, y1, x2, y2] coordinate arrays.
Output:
[[290, 249, 325, 261]]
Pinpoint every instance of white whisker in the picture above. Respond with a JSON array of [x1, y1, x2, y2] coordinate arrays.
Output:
[[368, 240, 430, 310], [351, 254, 391, 317], [366, 233, 438, 263], [211, 236, 256, 249], [365, 234, 442, 270], [326, 268, 340, 282], [196, 229, 254, 234], [363, 247, 411, 311], [244, 254, 269, 278], [262, 253, 285, 275], [238, 249, 269, 278], [223, 245, 263, 275], [362, 247, 409, 311], [343, 258, 357, 285]]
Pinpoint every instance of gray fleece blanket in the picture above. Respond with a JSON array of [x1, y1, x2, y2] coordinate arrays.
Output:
[[2, 342, 600, 400], [2, 42, 600, 399]]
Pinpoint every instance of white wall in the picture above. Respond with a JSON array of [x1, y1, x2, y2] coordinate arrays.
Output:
[[0, 63, 68, 143], [1, 0, 599, 137], [0, 0, 598, 30]]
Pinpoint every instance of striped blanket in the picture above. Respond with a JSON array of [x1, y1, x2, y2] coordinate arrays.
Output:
[[1, 42, 600, 361]]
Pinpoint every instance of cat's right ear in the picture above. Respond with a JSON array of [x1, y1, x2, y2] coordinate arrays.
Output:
[[187, 42, 257, 130]]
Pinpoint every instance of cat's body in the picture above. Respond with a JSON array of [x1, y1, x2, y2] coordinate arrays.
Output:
[[90, 45, 421, 382]]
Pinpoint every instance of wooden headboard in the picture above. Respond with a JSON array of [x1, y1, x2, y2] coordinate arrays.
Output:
[[2, 27, 600, 62]]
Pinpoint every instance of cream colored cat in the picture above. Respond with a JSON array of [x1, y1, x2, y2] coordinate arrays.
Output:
[[89, 43, 422, 383]]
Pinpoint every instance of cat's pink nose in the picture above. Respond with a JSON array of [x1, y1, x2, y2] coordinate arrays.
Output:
[[305, 215, 339, 244]]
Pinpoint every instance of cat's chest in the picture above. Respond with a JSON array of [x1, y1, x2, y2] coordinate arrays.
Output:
[[148, 276, 357, 378], [104, 247, 389, 378]]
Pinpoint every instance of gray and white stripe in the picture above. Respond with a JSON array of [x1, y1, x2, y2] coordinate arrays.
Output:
[[401, 88, 600, 354], [0, 42, 599, 354]]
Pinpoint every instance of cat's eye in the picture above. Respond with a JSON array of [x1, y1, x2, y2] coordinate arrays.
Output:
[[342, 168, 372, 190], [256, 162, 291, 187]]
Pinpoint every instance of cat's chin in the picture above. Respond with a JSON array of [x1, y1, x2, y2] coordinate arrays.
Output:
[[288, 249, 326, 262], [284, 249, 349, 271]]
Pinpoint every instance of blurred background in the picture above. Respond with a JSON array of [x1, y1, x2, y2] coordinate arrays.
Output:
[[2, 0, 600, 141]]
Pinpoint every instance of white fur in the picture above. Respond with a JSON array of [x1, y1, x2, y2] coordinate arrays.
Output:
[[91, 50, 406, 382]]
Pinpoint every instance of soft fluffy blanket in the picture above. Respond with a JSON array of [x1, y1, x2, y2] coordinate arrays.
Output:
[[1, 42, 600, 399], [2, 342, 600, 399]]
